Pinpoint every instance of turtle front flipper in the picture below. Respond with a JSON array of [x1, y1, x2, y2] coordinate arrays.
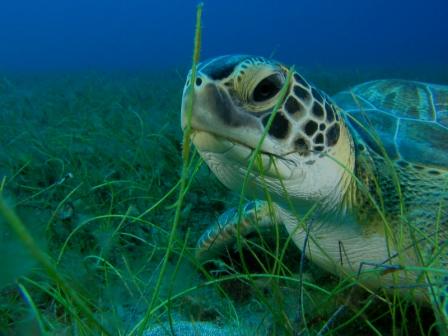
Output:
[[196, 200, 280, 263]]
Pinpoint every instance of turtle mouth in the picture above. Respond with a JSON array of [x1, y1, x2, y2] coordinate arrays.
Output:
[[188, 128, 301, 186], [189, 128, 299, 170], [189, 128, 288, 158]]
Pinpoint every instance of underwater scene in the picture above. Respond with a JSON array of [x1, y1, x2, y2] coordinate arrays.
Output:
[[1, 1, 448, 335]]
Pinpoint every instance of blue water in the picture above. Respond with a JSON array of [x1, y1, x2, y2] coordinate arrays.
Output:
[[0, 0, 447, 72]]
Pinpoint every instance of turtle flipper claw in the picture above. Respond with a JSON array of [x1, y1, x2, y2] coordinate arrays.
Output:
[[195, 200, 279, 263]]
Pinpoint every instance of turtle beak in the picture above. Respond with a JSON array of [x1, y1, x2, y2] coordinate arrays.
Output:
[[180, 72, 290, 157], [181, 78, 250, 132]]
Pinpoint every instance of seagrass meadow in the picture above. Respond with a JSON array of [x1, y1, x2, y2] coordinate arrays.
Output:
[[0, 63, 447, 335], [1, 2, 448, 334]]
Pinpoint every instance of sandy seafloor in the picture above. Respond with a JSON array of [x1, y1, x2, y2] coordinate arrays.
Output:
[[0, 66, 447, 335]]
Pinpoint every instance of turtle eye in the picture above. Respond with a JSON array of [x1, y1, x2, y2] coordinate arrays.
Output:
[[252, 74, 283, 102]]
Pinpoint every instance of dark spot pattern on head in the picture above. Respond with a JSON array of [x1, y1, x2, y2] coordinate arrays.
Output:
[[295, 137, 310, 155], [312, 102, 324, 119], [326, 123, 340, 146], [284, 96, 303, 116], [325, 102, 335, 122], [293, 73, 309, 88], [262, 112, 290, 139], [319, 123, 326, 131], [293, 85, 311, 101], [314, 133, 324, 144], [304, 120, 318, 136], [314, 145, 325, 152], [311, 87, 323, 104]]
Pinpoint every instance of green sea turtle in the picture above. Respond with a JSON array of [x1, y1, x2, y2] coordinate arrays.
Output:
[[180, 55, 448, 327]]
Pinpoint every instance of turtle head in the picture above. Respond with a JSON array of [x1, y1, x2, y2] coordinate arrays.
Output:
[[181, 55, 355, 210]]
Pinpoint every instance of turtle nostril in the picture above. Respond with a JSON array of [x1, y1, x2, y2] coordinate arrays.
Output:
[[195, 77, 203, 86]]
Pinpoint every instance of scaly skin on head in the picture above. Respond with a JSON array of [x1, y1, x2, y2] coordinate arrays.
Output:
[[181, 55, 356, 214], [180, 55, 388, 274]]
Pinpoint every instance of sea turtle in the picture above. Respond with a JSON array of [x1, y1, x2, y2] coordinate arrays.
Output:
[[180, 55, 448, 328]]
